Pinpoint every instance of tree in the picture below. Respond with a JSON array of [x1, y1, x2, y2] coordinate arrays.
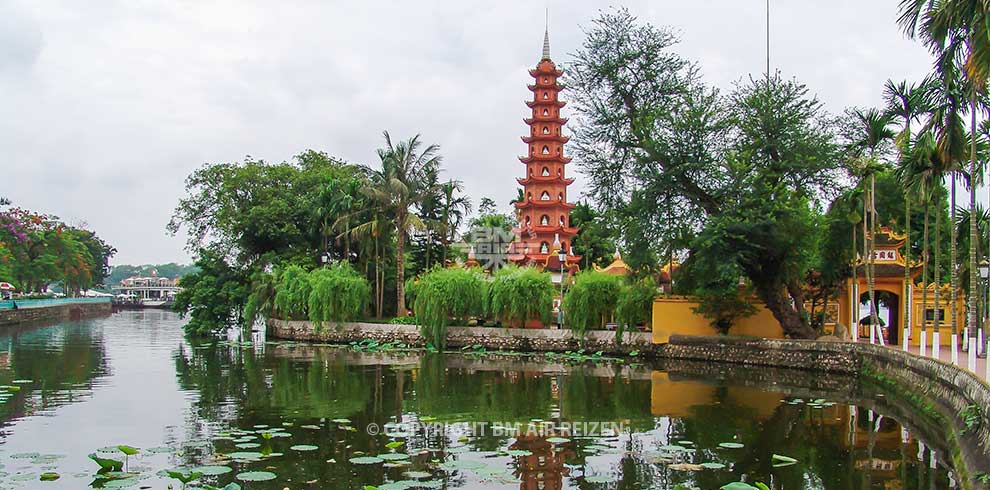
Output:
[[434, 180, 471, 265], [569, 9, 841, 338], [174, 249, 250, 336], [843, 107, 896, 339], [899, 0, 990, 358], [884, 79, 931, 340], [367, 132, 443, 316], [569, 202, 615, 270]]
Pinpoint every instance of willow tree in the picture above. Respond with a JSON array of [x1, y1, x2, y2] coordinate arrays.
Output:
[[486, 266, 555, 327], [413, 267, 486, 348], [569, 9, 840, 339]]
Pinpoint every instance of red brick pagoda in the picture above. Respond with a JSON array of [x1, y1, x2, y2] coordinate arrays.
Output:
[[507, 27, 580, 273]]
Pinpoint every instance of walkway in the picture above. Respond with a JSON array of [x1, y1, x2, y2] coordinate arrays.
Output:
[[881, 341, 990, 381]]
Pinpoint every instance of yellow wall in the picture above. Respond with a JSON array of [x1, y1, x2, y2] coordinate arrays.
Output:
[[651, 296, 784, 344]]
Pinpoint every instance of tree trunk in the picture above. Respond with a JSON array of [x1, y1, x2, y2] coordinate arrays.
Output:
[[904, 191, 911, 344], [759, 282, 816, 339], [852, 220, 858, 338], [951, 174, 958, 338], [922, 186, 930, 348], [934, 190, 942, 340], [396, 214, 408, 317], [869, 174, 879, 334], [969, 91, 980, 349]]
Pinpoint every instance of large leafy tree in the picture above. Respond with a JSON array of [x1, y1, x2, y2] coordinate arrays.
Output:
[[569, 9, 841, 338], [0, 207, 114, 293]]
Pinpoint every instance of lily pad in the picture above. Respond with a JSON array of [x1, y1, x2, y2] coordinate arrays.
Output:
[[378, 453, 410, 461], [236, 471, 277, 482], [190, 465, 233, 476], [546, 437, 570, 444], [290, 445, 318, 451], [772, 454, 798, 464], [349, 456, 385, 465], [700, 462, 726, 469], [718, 442, 745, 449]]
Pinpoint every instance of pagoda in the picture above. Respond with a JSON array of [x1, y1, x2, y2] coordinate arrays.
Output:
[[507, 26, 581, 273]]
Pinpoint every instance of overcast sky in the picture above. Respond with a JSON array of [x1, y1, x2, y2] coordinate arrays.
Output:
[[2, 1, 938, 265]]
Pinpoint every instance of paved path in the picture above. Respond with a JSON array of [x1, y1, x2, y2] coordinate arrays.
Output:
[[881, 340, 990, 381]]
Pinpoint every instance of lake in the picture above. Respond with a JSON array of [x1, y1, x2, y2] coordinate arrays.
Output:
[[0, 310, 955, 489]]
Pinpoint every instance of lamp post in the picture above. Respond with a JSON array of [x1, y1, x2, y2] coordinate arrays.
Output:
[[971, 260, 989, 369]]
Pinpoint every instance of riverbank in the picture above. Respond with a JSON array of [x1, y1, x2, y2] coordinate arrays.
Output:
[[269, 319, 990, 487], [0, 298, 112, 327]]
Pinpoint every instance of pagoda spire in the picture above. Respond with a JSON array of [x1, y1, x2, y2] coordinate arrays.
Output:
[[542, 10, 551, 60]]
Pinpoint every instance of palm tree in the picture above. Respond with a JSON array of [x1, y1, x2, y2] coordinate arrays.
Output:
[[846, 108, 896, 342], [435, 180, 471, 265], [885, 79, 930, 348], [899, 0, 990, 365], [370, 132, 443, 317], [904, 131, 949, 355], [922, 56, 969, 359]]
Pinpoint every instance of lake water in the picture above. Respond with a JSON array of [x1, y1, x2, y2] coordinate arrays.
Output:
[[0, 310, 956, 489]]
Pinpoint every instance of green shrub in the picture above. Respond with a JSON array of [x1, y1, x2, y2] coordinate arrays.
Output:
[[414, 267, 486, 348], [388, 315, 418, 325], [307, 262, 371, 326], [615, 277, 657, 342], [564, 271, 623, 335], [486, 265, 555, 326], [273, 264, 311, 320]]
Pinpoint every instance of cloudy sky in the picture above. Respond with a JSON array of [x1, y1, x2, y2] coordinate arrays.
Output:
[[2, 1, 937, 265]]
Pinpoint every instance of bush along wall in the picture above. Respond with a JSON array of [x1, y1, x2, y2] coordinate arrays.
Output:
[[485, 265, 555, 328], [413, 266, 486, 349]]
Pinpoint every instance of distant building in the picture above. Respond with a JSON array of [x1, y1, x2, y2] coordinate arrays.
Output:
[[112, 269, 181, 302]]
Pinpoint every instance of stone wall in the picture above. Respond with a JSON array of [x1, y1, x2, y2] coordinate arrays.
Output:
[[0, 301, 112, 327], [657, 335, 990, 484], [268, 319, 653, 355]]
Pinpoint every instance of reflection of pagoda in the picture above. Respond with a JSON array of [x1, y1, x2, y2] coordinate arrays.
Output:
[[510, 435, 571, 490], [507, 25, 580, 274]]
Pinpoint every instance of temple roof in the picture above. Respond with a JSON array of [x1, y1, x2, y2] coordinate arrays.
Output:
[[594, 250, 632, 276]]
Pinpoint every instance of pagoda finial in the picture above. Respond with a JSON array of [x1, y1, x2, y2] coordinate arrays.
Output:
[[542, 9, 551, 60]]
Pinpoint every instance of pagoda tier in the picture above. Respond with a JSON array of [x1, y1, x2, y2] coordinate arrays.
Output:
[[521, 135, 571, 144], [529, 68, 563, 77], [513, 224, 580, 235], [514, 199, 576, 209], [524, 117, 568, 125], [526, 100, 566, 109], [516, 176, 575, 185], [519, 155, 572, 164], [528, 83, 565, 91]]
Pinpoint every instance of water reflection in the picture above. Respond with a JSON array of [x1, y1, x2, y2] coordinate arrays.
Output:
[[0, 312, 959, 489]]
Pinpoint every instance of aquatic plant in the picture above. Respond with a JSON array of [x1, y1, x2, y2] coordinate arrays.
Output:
[[563, 270, 622, 335], [164, 469, 204, 488], [486, 265, 554, 326], [413, 267, 486, 348]]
